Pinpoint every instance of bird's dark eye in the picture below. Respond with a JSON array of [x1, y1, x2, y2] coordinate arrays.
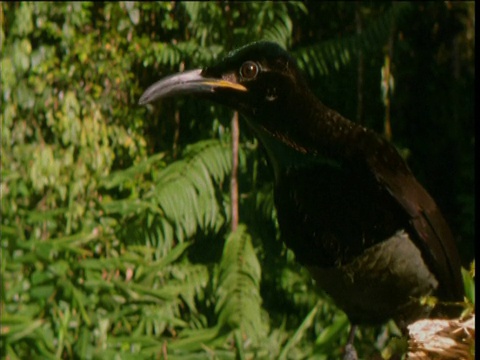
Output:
[[240, 61, 259, 80]]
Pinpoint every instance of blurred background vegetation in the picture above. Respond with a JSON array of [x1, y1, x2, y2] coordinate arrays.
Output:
[[1, 2, 474, 359]]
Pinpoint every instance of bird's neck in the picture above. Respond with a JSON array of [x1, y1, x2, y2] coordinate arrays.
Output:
[[248, 104, 365, 176], [252, 127, 329, 179], [248, 97, 408, 181]]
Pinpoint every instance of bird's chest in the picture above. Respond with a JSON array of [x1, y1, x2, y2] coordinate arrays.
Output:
[[307, 230, 438, 325], [274, 162, 406, 268]]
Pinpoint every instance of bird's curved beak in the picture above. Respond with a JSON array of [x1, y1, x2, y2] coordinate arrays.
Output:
[[139, 69, 247, 105]]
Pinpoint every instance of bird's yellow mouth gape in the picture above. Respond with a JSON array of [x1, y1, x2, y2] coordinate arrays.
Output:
[[202, 79, 247, 92]]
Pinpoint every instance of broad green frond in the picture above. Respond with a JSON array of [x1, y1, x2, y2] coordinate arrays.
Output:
[[215, 225, 267, 343], [147, 139, 232, 244], [140, 41, 184, 69], [102, 139, 233, 257], [294, 3, 411, 77], [258, 3, 293, 49]]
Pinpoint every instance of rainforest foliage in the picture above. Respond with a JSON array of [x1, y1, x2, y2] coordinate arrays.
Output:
[[1, 2, 475, 359]]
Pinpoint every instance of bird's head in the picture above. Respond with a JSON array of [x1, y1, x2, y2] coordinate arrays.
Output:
[[140, 41, 310, 130], [140, 41, 346, 171]]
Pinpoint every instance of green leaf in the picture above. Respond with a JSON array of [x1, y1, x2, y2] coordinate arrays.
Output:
[[30, 285, 55, 300], [462, 263, 475, 305], [215, 225, 266, 343]]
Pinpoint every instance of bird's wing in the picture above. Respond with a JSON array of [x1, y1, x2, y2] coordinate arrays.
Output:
[[372, 166, 464, 301]]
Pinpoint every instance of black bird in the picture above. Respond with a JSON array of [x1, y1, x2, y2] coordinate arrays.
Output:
[[140, 41, 463, 354]]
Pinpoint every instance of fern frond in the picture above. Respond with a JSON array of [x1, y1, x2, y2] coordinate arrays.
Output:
[[147, 139, 232, 244], [260, 4, 293, 49], [215, 225, 267, 343], [294, 3, 411, 77], [100, 152, 166, 190]]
